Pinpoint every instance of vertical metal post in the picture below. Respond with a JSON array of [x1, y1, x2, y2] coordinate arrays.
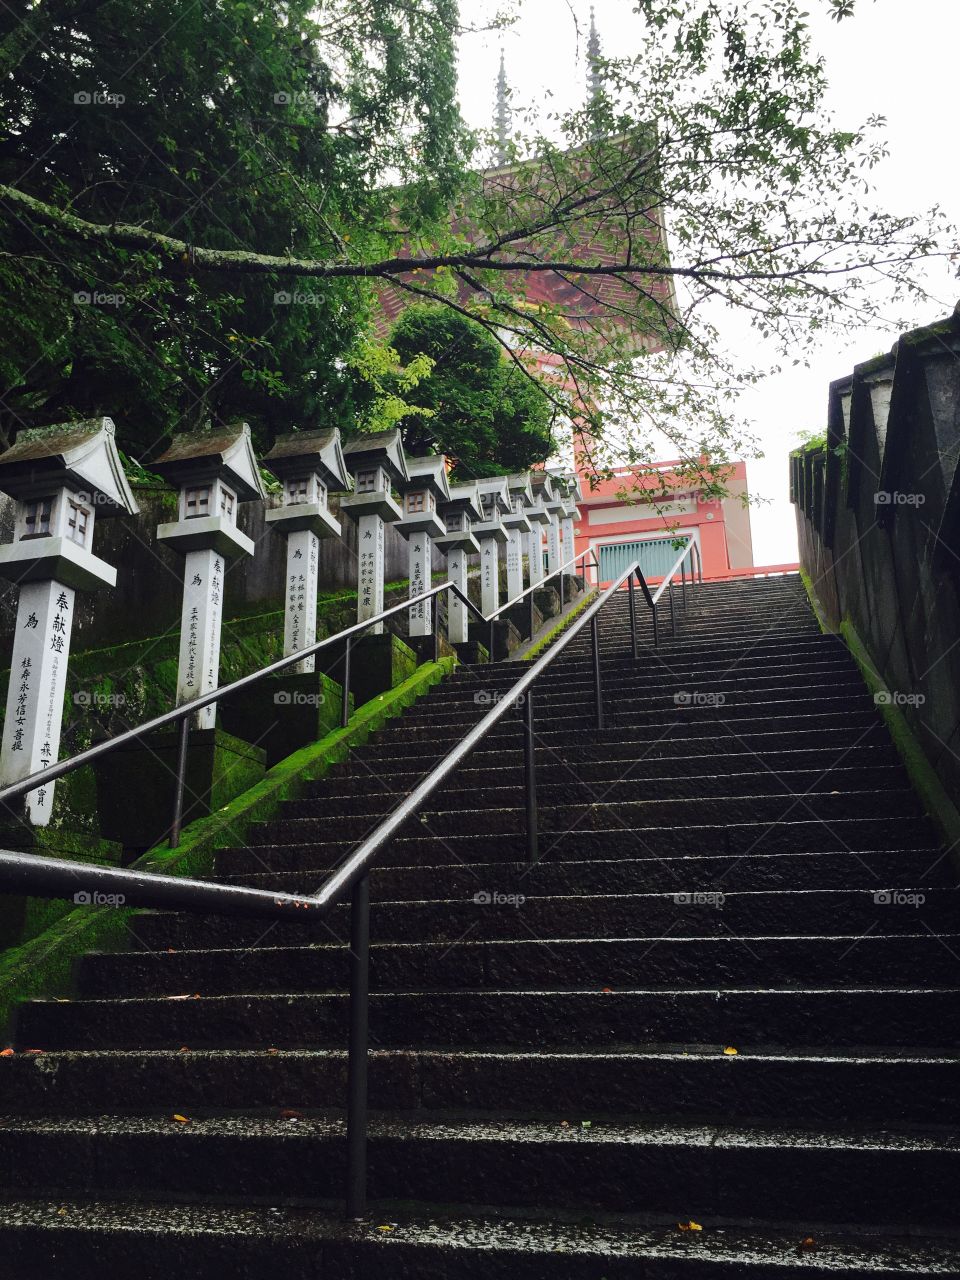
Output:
[[629, 572, 638, 660], [680, 559, 687, 608], [169, 715, 191, 848], [653, 602, 659, 648], [341, 636, 352, 729], [669, 579, 677, 637], [432, 589, 441, 662], [523, 688, 538, 864], [488, 618, 496, 663], [345, 871, 370, 1222], [591, 613, 604, 731], [560, 572, 565, 608], [529, 590, 535, 641]]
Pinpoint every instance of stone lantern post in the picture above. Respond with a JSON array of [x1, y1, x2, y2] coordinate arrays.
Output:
[[504, 474, 534, 602], [473, 477, 511, 617], [152, 423, 265, 730], [340, 431, 407, 635], [536, 473, 565, 576], [525, 486, 550, 589], [436, 482, 482, 649], [396, 456, 450, 643], [0, 417, 139, 825], [554, 470, 583, 569], [262, 428, 349, 674]]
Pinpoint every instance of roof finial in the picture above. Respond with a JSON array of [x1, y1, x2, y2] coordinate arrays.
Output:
[[587, 6, 602, 107], [494, 48, 511, 166]]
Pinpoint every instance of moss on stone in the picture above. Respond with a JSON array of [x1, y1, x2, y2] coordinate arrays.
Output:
[[523, 589, 597, 661], [0, 655, 457, 1038], [840, 620, 960, 858]]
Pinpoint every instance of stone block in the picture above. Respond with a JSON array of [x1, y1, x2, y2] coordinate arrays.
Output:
[[219, 671, 352, 768], [0, 823, 123, 948], [92, 726, 266, 854], [454, 640, 490, 665], [533, 587, 561, 619], [468, 618, 521, 661], [318, 631, 417, 707], [504, 600, 544, 640]]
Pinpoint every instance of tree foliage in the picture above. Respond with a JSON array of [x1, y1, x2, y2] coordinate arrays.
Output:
[[0, 0, 465, 452], [385, 305, 556, 478], [0, 0, 949, 496]]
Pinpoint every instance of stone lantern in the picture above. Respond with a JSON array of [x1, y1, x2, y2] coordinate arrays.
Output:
[[473, 477, 511, 617], [152, 422, 265, 730], [340, 430, 407, 635], [553, 470, 583, 574], [436, 482, 482, 648], [525, 484, 551, 590], [533, 472, 565, 576], [0, 417, 139, 825], [262, 428, 349, 674], [396, 455, 450, 642], [504, 473, 534, 602]]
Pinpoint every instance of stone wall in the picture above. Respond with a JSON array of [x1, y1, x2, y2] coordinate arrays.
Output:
[[791, 303, 960, 804]]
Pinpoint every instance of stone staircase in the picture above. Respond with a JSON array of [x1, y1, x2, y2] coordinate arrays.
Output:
[[2, 574, 959, 1275]]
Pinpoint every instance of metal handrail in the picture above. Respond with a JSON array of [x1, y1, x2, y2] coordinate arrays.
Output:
[[0, 536, 702, 1222], [0, 577, 477, 842]]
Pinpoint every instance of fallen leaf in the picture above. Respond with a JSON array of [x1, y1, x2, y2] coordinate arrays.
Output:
[[266, 1047, 279, 1055], [580, 1120, 592, 1129], [24, 1049, 43, 1055], [601, 987, 613, 994], [723, 1046, 738, 1056], [677, 1220, 703, 1232], [179, 1047, 191, 1053], [171, 1114, 191, 1124], [279, 1109, 303, 1120], [376, 1224, 395, 1232], [800, 1237, 816, 1248], [166, 948, 177, 954], [0, 1049, 14, 1058]]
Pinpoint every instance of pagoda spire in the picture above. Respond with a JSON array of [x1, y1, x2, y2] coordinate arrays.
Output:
[[493, 49, 511, 166], [587, 6, 602, 107]]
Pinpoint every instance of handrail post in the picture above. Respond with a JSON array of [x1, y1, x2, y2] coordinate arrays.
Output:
[[559, 571, 565, 609], [653, 601, 659, 648], [529, 588, 535, 641], [680, 558, 687, 609], [669, 579, 677, 637], [345, 870, 371, 1222], [523, 688, 538, 864], [341, 636, 352, 729], [488, 617, 495, 664], [629, 571, 638, 660], [432, 587, 441, 663], [591, 613, 604, 731], [169, 715, 191, 848]]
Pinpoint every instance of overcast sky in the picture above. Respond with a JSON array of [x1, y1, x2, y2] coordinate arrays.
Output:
[[456, 0, 960, 564]]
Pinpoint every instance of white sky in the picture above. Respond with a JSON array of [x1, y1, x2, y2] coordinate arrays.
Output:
[[456, 0, 960, 563]]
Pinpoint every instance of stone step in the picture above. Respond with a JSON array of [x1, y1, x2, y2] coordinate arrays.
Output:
[[247, 789, 926, 846], [2, 1046, 960, 1125], [358, 726, 893, 768], [1, 1196, 957, 1278], [287, 766, 912, 817], [218, 816, 939, 872], [79, 931, 960, 1000], [127, 886, 958, 950], [323, 747, 904, 791], [18, 986, 960, 1052], [0, 1112, 956, 1229], [218, 848, 954, 901]]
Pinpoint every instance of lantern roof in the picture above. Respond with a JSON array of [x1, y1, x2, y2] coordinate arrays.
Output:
[[151, 422, 265, 502], [342, 429, 408, 488], [0, 416, 139, 515], [262, 428, 350, 491], [403, 455, 452, 503], [443, 482, 484, 523]]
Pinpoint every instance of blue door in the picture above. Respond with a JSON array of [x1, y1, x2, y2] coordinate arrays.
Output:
[[598, 536, 689, 584]]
